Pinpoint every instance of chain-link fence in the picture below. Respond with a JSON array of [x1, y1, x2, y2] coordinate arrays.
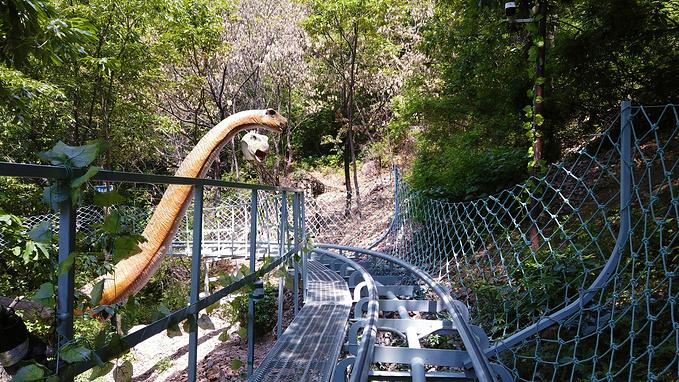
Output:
[[377, 103, 678, 381], [4, 172, 395, 260]]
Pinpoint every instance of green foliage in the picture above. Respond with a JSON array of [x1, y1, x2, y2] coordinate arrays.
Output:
[[410, 133, 527, 200], [11, 363, 49, 382], [227, 283, 278, 338], [396, 0, 679, 199], [0, 212, 54, 297], [0, 0, 96, 68], [133, 257, 190, 324]]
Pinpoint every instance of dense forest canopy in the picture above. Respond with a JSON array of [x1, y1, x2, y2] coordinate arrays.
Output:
[[0, 0, 677, 210]]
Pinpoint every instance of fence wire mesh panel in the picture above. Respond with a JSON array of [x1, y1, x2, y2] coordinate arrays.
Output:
[[1, 190, 290, 261], [304, 172, 395, 247], [377, 103, 678, 381]]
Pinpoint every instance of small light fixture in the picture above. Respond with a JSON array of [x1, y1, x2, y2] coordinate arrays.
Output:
[[505, 1, 534, 24]]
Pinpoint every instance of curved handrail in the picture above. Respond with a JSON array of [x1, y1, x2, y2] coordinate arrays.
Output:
[[317, 243, 499, 382], [311, 248, 379, 382]]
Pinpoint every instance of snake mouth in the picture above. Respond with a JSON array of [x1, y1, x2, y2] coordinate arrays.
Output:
[[255, 149, 267, 162]]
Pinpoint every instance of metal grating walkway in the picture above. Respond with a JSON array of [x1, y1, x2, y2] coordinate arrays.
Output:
[[251, 260, 352, 382]]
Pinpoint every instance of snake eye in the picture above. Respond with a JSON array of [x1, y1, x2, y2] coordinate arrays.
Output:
[[265, 109, 276, 116]]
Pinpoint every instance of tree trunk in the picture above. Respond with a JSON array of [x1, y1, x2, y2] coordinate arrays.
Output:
[[284, 82, 294, 177], [348, 21, 362, 217], [344, 138, 352, 217], [341, 82, 353, 217]]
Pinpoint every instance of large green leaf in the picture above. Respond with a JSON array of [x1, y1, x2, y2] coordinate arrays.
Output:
[[39, 140, 100, 167], [10, 364, 44, 381], [93, 191, 125, 207], [101, 212, 121, 234], [59, 343, 92, 363], [28, 221, 52, 243], [71, 166, 101, 188], [112, 235, 142, 262], [57, 252, 76, 274], [182, 314, 196, 334], [90, 279, 105, 306], [42, 183, 69, 211], [33, 282, 55, 308]]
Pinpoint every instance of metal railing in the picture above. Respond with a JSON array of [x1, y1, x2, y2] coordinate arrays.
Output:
[[0, 162, 305, 381], [372, 101, 679, 381]]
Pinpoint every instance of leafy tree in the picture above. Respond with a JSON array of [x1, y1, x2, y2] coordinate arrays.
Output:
[[304, 0, 411, 213], [395, 0, 678, 200]]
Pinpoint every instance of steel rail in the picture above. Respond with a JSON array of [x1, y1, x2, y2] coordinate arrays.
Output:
[[316, 243, 499, 382], [312, 248, 379, 382]]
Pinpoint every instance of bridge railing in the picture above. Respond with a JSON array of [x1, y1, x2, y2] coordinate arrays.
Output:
[[0, 163, 306, 381]]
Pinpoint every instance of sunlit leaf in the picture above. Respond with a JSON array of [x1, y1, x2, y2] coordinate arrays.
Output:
[[28, 221, 52, 243], [71, 166, 100, 188], [93, 191, 125, 207], [39, 140, 100, 167], [89, 362, 114, 380], [59, 343, 92, 363], [113, 360, 133, 382], [10, 364, 45, 381], [58, 252, 76, 274], [90, 279, 105, 306]]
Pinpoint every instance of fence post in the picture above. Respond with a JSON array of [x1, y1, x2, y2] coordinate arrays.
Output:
[[277, 191, 287, 338], [300, 193, 308, 303], [292, 193, 303, 305], [247, 189, 258, 379], [56, 198, 76, 379], [619, 100, 632, 250], [188, 186, 203, 382]]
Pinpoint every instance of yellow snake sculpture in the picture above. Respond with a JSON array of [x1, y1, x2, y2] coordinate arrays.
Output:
[[99, 109, 287, 306]]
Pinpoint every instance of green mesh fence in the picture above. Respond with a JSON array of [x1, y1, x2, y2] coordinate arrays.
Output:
[[378, 102, 678, 381]]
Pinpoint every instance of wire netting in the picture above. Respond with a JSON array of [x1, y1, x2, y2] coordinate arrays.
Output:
[[376, 104, 678, 381]]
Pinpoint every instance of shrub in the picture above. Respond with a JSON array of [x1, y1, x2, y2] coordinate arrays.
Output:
[[228, 283, 278, 338]]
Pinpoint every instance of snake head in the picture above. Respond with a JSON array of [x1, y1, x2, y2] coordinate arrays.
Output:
[[241, 131, 271, 162]]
